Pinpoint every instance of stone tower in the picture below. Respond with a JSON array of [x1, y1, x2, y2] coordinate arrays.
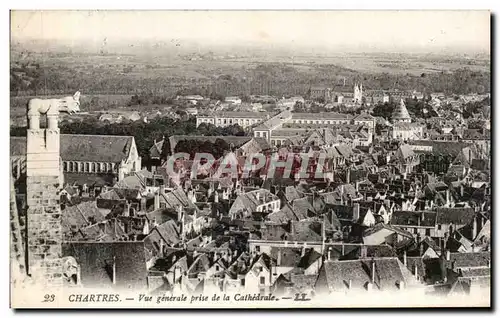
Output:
[[25, 109, 63, 285], [392, 98, 412, 123]]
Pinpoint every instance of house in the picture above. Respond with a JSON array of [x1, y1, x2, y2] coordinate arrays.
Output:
[[61, 241, 149, 289], [11, 135, 142, 186], [362, 223, 413, 247], [244, 253, 273, 294], [314, 257, 421, 295], [225, 96, 242, 105], [390, 211, 437, 238], [229, 189, 280, 219]]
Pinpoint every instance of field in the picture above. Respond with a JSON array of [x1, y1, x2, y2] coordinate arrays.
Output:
[[10, 45, 491, 126]]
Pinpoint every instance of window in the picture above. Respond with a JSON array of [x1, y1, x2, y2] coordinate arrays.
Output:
[[255, 246, 260, 253], [259, 288, 265, 295], [425, 229, 431, 236], [437, 224, 442, 231], [260, 277, 265, 285], [215, 265, 220, 271], [240, 279, 245, 286], [413, 228, 418, 234]]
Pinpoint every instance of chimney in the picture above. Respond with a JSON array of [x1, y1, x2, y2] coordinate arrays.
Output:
[[177, 205, 183, 223], [403, 250, 407, 266], [360, 245, 367, 258], [355, 181, 359, 192], [154, 191, 160, 210], [340, 185, 345, 205], [160, 184, 165, 195], [301, 246, 306, 257], [472, 216, 478, 241], [371, 259, 376, 284], [460, 184, 464, 198], [414, 263, 418, 279], [346, 169, 351, 184], [347, 279, 352, 290], [112, 256, 116, 285], [446, 250, 451, 261], [353, 203, 360, 222], [140, 196, 147, 211]]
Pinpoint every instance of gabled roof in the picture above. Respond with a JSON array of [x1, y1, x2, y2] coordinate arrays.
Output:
[[62, 241, 148, 289], [436, 207, 475, 225], [298, 249, 323, 269], [11, 135, 135, 163], [391, 211, 437, 227], [318, 257, 419, 292], [62, 201, 107, 236], [353, 113, 375, 121], [445, 252, 490, 269]]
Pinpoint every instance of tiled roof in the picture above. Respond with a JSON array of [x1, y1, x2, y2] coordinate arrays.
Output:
[[298, 249, 323, 269], [436, 207, 475, 225], [199, 111, 270, 118], [11, 134, 134, 163], [62, 201, 106, 236], [291, 112, 352, 120], [408, 140, 470, 157], [270, 247, 304, 267], [446, 252, 490, 269], [391, 211, 437, 227], [392, 99, 411, 121], [319, 257, 418, 292], [64, 173, 116, 187], [62, 241, 148, 289]]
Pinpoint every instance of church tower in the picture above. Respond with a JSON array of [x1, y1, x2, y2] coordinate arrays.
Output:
[[25, 108, 63, 285], [354, 83, 363, 104]]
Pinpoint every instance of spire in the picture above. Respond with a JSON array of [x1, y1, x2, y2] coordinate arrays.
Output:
[[392, 98, 411, 123]]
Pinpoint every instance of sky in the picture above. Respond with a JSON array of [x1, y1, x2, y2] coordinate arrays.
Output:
[[10, 10, 491, 53]]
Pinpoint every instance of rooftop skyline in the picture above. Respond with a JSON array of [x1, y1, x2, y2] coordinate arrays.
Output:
[[11, 10, 491, 54]]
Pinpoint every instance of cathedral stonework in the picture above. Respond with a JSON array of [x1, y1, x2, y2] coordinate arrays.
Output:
[[25, 92, 80, 286]]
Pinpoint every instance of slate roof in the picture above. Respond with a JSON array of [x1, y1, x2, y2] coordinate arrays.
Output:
[[446, 252, 490, 269], [155, 219, 181, 246], [391, 211, 437, 227], [408, 140, 470, 157], [62, 201, 106, 236], [298, 249, 323, 269], [62, 241, 148, 289], [318, 257, 418, 292], [64, 173, 116, 187], [436, 207, 475, 225], [271, 247, 304, 267]]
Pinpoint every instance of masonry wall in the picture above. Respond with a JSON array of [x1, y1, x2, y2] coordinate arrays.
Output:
[[26, 114, 63, 286], [26, 175, 63, 285]]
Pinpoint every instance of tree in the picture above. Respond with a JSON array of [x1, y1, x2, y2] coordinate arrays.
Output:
[[160, 137, 171, 161], [372, 102, 394, 121]]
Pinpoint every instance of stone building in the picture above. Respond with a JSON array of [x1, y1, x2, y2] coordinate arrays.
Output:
[[11, 134, 142, 187]]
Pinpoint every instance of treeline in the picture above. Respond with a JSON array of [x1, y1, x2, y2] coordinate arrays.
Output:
[[173, 139, 231, 159], [10, 58, 490, 100], [371, 98, 438, 121]]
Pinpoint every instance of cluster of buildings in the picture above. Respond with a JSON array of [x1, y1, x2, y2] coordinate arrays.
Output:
[[309, 83, 424, 107], [11, 80, 490, 304]]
